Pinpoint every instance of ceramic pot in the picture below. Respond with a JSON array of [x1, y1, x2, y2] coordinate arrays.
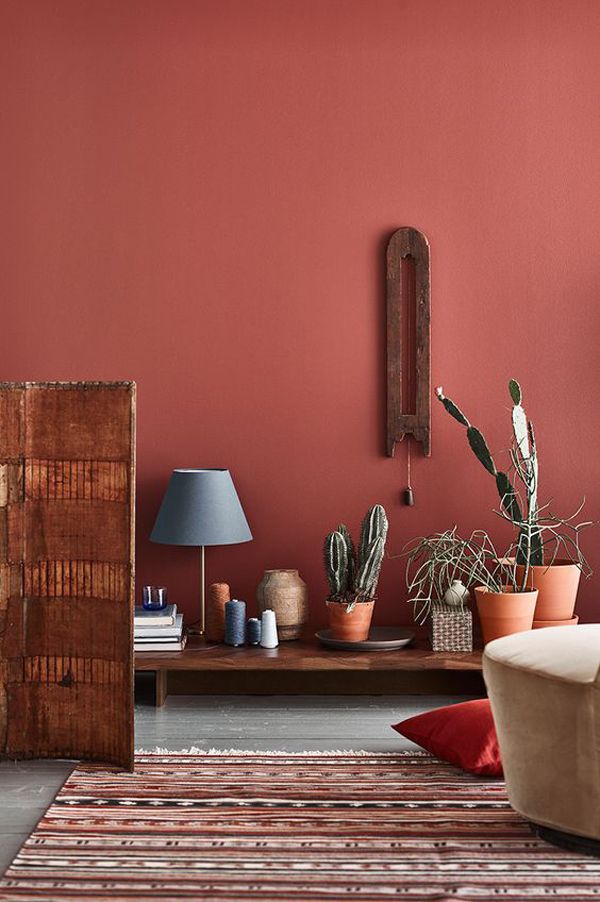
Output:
[[326, 600, 374, 642], [474, 586, 538, 645], [533, 615, 579, 629], [256, 569, 308, 640], [443, 580, 470, 607], [515, 560, 581, 622]]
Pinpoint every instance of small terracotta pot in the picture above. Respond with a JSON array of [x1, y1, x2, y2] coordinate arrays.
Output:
[[326, 600, 374, 642], [515, 560, 581, 622], [533, 615, 579, 629], [474, 586, 538, 645]]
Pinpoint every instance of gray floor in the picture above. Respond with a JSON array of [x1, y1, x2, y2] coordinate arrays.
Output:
[[0, 693, 470, 873]]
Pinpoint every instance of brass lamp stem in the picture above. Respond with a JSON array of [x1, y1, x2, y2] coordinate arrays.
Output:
[[200, 545, 205, 635]]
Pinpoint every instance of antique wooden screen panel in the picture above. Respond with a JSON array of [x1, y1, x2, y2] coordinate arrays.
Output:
[[386, 227, 431, 457], [0, 382, 135, 770]]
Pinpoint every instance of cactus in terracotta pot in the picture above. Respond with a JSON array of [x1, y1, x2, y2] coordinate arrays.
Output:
[[323, 505, 388, 640], [436, 380, 542, 569], [436, 379, 593, 617]]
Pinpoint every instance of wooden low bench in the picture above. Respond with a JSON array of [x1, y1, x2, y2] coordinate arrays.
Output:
[[135, 635, 484, 706]]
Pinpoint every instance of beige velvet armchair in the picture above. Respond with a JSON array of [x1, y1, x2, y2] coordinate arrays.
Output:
[[483, 625, 600, 853]]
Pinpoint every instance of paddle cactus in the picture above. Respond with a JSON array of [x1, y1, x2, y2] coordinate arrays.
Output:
[[436, 381, 543, 566], [324, 504, 389, 608]]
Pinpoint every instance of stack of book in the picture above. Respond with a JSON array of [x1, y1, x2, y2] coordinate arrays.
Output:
[[134, 604, 186, 652]]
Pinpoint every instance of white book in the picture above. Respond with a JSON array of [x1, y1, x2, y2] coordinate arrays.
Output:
[[134, 604, 177, 626], [135, 614, 183, 640], [135, 634, 181, 645], [135, 634, 187, 653]]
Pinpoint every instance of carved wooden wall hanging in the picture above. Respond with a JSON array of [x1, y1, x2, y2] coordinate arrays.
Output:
[[0, 382, 135, 770], [386, 227, 431, 458]]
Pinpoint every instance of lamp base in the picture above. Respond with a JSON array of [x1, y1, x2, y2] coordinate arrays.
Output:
[[186, 621, 204, 637]]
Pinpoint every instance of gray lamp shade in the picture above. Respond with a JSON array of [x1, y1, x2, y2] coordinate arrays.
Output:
[[150, 469, 253, 547]]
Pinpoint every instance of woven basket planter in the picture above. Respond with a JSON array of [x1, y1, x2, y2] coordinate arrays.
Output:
[[429, 605, 473, 652]]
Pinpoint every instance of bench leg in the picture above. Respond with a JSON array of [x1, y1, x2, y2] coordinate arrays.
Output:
[[154, 669, 168, 707]]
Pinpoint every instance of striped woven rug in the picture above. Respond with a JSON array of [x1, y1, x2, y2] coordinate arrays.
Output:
[[1, 750, 599, 900]]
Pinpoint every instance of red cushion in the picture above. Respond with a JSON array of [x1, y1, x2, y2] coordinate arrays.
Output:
[[392, 699, 503, 777]]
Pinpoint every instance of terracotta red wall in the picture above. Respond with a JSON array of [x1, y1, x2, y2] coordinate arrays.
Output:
[[3, 0, 600, 625]]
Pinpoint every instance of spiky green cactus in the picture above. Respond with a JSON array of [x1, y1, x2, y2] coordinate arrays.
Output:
[[336, 523, 356, 585], [358, 504, 389, 566], [324, 504, 388, 608], [436, 382, 543, 566], [323, 531, 349, 597], [355, 536, 385, 597]]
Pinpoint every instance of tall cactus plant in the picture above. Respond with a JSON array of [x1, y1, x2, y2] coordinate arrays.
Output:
[[436, 380, 543, 566], [336, 523, 356, 586], [355, 536, 385, 597], [324, 504, 389, 610], [359, 504, 389, 566], [323, 531, 349, 597]]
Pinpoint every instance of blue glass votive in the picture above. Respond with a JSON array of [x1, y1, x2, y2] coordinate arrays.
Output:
[[142, 585, 168, 611]]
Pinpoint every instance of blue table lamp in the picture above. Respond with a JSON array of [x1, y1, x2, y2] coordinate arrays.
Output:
[[150, 468, 253, 634]]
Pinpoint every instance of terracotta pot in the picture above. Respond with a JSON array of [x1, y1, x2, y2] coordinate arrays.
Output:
[[515, 560, 581, 622], [326, 600, 374, 642], [474, 586, 538, 645], [256, 569, 308, 640], [533, 615, 579, 629]]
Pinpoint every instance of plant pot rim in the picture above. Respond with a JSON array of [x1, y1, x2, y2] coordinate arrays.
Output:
[[533, 615, 579, 627], [515, 558, 581, 570], [263, 568, 299, 573], [326, 598, 375, 606], [474, 584, 539, 598]]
